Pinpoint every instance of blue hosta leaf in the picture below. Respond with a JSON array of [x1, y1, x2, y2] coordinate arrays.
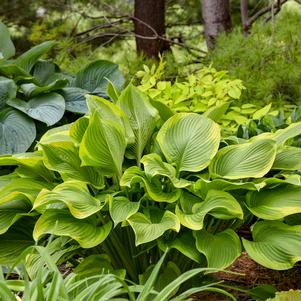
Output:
[[0, 108, 36, 154], [0, 21, 15, 59], [32, 60, 59, 85], [61, 87, 90, 114], [243, 221, 301, 270], [194, 229, 241, 269], [7, 92, 65, 126], [0, 76, 17, 109]]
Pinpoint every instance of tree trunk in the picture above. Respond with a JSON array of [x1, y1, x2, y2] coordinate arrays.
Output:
[[201, 0, 232, 50], [134, 0, 169, 59]]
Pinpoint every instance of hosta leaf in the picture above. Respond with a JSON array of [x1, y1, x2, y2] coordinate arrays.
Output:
[[106, 80, 121, 103], [33, 181, 104, 219], [79, 111, 126, 177], [0, 76, 17, 109], [0, 21, 15, 59], [176, 190, 243, 230], [61, 87, 89, 114], [121, 166, 181, 203], [149, 99, 174, 122], [41, 141, 104, 188], [209, 139, 277, 179], [194, 229, 241, 269], [0, 108, 36, 154], [7, 92, 65, 126], [272, 146, 301, 170], [32, 60, 59, 85], [246, 185, 301, 220], [203, 102, 230, 122], [266, 290, 301, 301], [33, 210, 112, 248], [15, 41, 56, 73], [39, 124, 72, 146], [242, 221, 301, 270], [109, 196, 140, 226], [75, 60, 124, 94], [117, 84, 159, 162], [70, 116, 89, 144], [127, 210, 180, 245], [20, 79, 68, 98], [157, 113, 220, 174], [141, 153, 191, 188]]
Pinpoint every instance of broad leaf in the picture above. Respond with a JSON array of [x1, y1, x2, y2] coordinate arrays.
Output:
[[79, 111, 126, 177], [39, 124, 72, 146], [209, 139, 277, 179], [0, 21, 15, 59], [243, 221, 301, 270], [128, 210, 180, 245], [69, 116, 89, 144], [61, 87, 89, 114], [194, 229, 241, 269], [7, 92, 65, 126], [117, 84, 159, 162], [0, 76, 16, 109], [266, 290, 301, 301], [272, 146, 301, 170], [32, 60, 59, 85], [0, 108, 36, 154], [34, 210, 112, 248], [157, 113, 220, 174]]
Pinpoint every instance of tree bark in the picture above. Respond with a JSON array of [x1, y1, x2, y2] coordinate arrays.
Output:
[[201, 0, 232, 50], [240, 0, 250, 35], [134, 0, 169, 59]]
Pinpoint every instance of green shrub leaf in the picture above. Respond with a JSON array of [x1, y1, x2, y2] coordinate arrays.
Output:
[[0, 21, 15, 59]]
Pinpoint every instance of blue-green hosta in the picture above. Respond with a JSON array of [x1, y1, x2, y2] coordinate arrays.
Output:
[[1, 83, 301, 280]]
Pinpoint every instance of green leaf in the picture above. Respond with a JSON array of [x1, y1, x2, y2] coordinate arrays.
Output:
[[109, 196, 140, 226], [243, 221, 301, 270], [0, 21, 15, 59], [157, 113, 220, 174], [117, 84, 159, 162], [209, 139, 277, 179], [32, 60, 59, 85], [79, 111, 126, 177], [61, 87, 89, 114], [0, 108, 36, 154], [7, 92, 65, 126], [33, 210, 112, 248], [272, 146, 301, 170], [70, 116, 89, 144], [15, 41, 56, 73], [39, 124, 72, 146], [128, 210, 180, 245], [149, 99, 174, 122], [0, 76, 17, 109], [176, 190, 243, 230], [75, 60, 124, 94], [246, 185, 301, 220], [253, 104, 272, 120], [33, 181, 104, 219], [203, 102, 230, 122], [106, 80, 121, 103], [266, 290, 301, 301], [194, 229, 241, 269]]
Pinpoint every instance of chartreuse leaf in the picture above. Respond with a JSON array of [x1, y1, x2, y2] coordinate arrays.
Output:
[[209, 139, 277, 179], [7, 92, 65, 126], [38, 124, 72, 146], [127, 209, 180, 245], [121, 166, 181, 203], [79, 111, 126, 177], [70, 116, 89, 144], [266, 290, 301, 301], [141, 153, 191, 188], [0, 108, 36, 154], [41, 141, 104, 188], [246, 185, 301, 220], [194, 229, 241, 269], [0, 21, 15, 59], [157, 113, 220, 174], [34, 210, 112, 248], [109, 196, 140, 226], [106, 80, 121, 103], [176, 190, 243, 230], [117, 84, 159, 162], [243, 221, 301, 270], [272, 146, 301, 170], [33, 181, 104, 219]]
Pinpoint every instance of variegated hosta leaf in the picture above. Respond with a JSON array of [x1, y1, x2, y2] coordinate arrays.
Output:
[[246, 185, 301, 220], [272, 146, 301, 170], [33, 210, 112, 248], [86, 95, 134, 144], [117, 84, 159, 162], [70, 116, 89, 144], [156, 113, 220, 174], [209, 139, 276, 179], [38, 124, 72, 148], [79, 111, 126, 177], [141, 153, 191, 188], [242, 221, 301, 270], [33, 181, 104, 219], [120, 166, 181, 203], [109, 196, 140, 226], [194, 229, 241, 269], [127, 210, 180, 245], [41, 141, 104, 188], [176, 190, 243, 230]]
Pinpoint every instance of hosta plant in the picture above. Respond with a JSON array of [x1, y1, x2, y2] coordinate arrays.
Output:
[[0, 20, 124, 155], [1, 83, 301, 282]]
